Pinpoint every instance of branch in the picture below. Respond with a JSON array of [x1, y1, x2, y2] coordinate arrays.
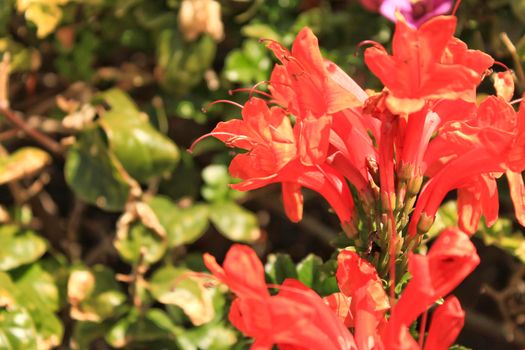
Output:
[[0, 106, 63, 156]]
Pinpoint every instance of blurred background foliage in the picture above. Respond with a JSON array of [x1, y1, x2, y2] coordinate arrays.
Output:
[[1, 0, 525, 349]]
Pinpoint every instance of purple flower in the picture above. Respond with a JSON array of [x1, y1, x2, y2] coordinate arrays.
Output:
[[379, 0, 454, 28]]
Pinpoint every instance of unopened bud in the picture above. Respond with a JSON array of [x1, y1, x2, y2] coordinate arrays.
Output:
[[398, 162, 413, 182], [366, 156, 380, 185], [417, 213, 435, 234], [407, 174, 423, 196], [380, 191, 396, 213], [179, 0, 224, 42]]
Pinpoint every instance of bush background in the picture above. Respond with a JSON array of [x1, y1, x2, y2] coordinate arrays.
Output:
[[1, 0, 525, 348]]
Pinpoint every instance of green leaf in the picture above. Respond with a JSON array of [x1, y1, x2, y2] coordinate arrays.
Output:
[[241, 23, 281, 41], [512, 0, 525, 23], [105, 308, 180, 348], [97, 89, 180, 183], [181, 323, 237, 350], [201, 164, 243, 202], [10, 263, 63, 348], [296, 254, 323, 289], [209, 202, 261, 242], [0, 38, 40, 72], [72, 320, 113, 350], [0, 304, 38, 350], [223, 40, 271, 84], [11, 263, 59, 312], [64, 128, 130, 212], [265, 253, 298, 285], [148, 196, 210, 247], [68, 265, 127, 322], [156, 30, 216, 94], [114, 222, 167, 265], [0, 147, 51, 185], [319, 276, 339, 296], [149, 266, 215, 326], [0, 225, 47, 271]]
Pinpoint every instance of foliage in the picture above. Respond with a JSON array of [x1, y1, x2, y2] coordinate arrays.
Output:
[[1, 0, 525, 349]]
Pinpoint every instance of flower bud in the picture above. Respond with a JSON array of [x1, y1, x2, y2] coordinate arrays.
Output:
[[417, 212, 435, 234], [179, 0, 224, 42]]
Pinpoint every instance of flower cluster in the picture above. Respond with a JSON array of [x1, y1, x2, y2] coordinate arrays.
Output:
[[205, 227, 479, 349], [196, 10, 525, 350]]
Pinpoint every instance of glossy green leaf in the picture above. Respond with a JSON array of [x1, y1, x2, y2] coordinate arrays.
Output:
[[114, 222, 167, 265], [148, 196, 210, 247], [0, 225, 47, 271], [181, 323, 237, 350], [223, 39, 271, 84], [201, 164, 243, 202], [12, 263, 59, 312], [265, 253, 298, 285], [0, 304, 38, 350], [296, 254, 323, 289], [149, 265, 215, 326], [97, 89, 179, 183], [64, 128, 130, 212], [11, 263, 63, 348], [209, 202, 261, 242]]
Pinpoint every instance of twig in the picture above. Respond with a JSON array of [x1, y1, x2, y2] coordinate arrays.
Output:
[[500, 32, 525, 90], [0, 128, 23, 142], [64, 200, 86, 262], [0, 107, 63, 156], [0, 53, 9, 109]]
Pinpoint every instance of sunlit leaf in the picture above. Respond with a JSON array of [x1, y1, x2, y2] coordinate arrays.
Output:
[[0, 225, 47, 271], [209, 202, 260, 242], [0, 147, 51, 185], [114, 222, 167, 265], [97, 89, 180, 183], [149, 265, 215, 326], [148, 196, 210, 247], [0, 304, 38, 350]]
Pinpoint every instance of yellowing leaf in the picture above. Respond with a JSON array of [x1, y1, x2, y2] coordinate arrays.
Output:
[[17, 0, 69, 38], [149, 266, 215, 326], [0, 147, 51, 185]]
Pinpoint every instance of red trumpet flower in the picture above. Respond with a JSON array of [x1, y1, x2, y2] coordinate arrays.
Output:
[[204, 245, 357, 350], [364, 15, 493, 115]]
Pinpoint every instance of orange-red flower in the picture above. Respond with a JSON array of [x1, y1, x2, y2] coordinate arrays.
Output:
[[383, 227, 479, 349], [329, 250, 390, 349], [423, 296, 465, 350], [267, 27, 367, 118], [204, 245, 357, 350], [326, 228, 477, 350], [210, 97, 354, 224], [364, 15, 493, 115], [410, 95, 525, 235]]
